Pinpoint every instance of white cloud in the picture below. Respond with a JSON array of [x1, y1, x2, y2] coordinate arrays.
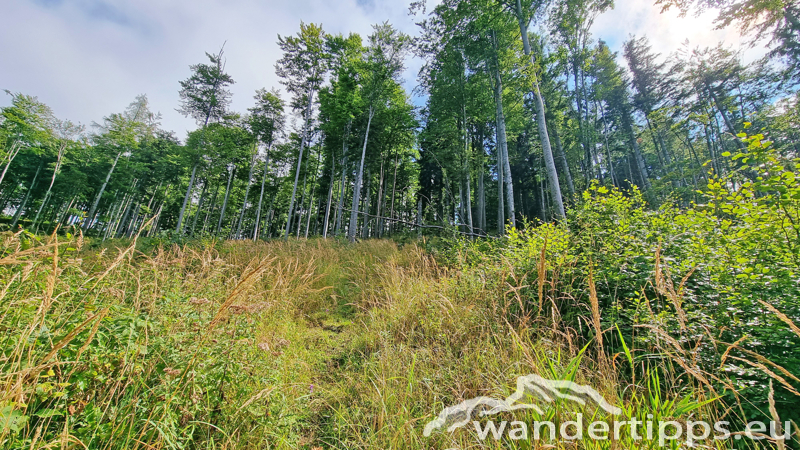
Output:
[[590, 0, 767, 64]]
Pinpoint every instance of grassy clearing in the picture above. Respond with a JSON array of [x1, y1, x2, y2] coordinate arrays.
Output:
[[0, 231, 797, 449]]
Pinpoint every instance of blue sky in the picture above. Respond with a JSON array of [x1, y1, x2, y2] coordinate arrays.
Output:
[[1, 0, 765, 140]]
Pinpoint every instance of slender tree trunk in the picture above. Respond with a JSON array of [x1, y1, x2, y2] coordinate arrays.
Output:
[[348, 105, 374, 242], [217, 164, 235, 235], [190, 179, 208, 236], [417, 199, 422, 237], [571, 63, 591, 183], [491, 30, 516, 228], [513, 0, 565, 219], [323, 153, 335, 238], [598, 103, 617, 186], [285, 88, 315, 239], [253, 143, 272, 240], [176, 161, 198, 233], [477, 141, 486, 234], [708, 85, 746, 150], [623, 113, 651, 190], [334, 121, 351, 236], [33, 141, 68, 231], [388, 148, 399, 236], [203, 179, 221, 234], [497, 139, 505, 235], [361, 168, 372, 239], [376, 159, 385, 237], [549, 121, 575, 197], [335, 154, 348, 236], [463, 110, 474, 236], [303, 147, 322, 239], [11, 160, 42, 229], [236, 145, 258, 239], [0, 141, 22, 189], [85, 151, 122, 231]]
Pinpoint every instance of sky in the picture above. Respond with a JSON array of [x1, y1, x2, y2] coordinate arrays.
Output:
[[1, 0, 767, 140]]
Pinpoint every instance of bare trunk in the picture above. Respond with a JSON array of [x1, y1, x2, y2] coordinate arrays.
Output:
[[0, 141, 22, 190], [550, 122, 575, 197], [176, 159, 199, 233], [84, 150, 123, 231], [491, 30, 516, 228], [11, 160, 42, 229], [285, 88, 315, 239], [348, 105, 374, 242], [376, 159, 385, 237], [361, 168, 372, 239], [323, 153, 335, 238], [253, 143, 272, 240], [216, 164, 235, 235], [514, 0, 565, 219], [235, 145, 258, 239]]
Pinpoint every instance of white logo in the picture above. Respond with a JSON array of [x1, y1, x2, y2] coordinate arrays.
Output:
[[423, 374, 621, 437]]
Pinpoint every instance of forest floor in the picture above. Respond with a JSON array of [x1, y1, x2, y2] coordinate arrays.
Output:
[[1, 234, 795, 449]]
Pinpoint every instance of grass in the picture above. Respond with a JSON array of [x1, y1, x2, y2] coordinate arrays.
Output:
[[0, 230, 797, 449]]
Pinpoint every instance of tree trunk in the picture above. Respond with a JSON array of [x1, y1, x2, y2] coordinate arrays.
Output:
[[477, 145, 486, 235], [348, 105, 374, 242], [417, 199, 422, 237], [497, 139, 505, 235], [376, 159, 385, 237], [0, 140, 22, 189], [216, 164, 235, 235], [190, 178, 208, 236], [599, 103, 617, 186], [11, 160, 42, 229], [236, 145, 258, 239], [462, 110, 474, 236], [33, 140, 68, 231], [708, 85, 746, 150], [285, 88, 315, 239], [253, 143, 272, 240], [323, 153, 335, 238], [513, 0, 565, 219], [623, 113, 651, 190], [335, 154, 348, 236], [334, 121, 351, 236], [550, 121, 575, 197], [85, 151, 122, 231], [491, 30, 516, 228], [361, 168, 372, 239], [389, 148, 399, 236], [176, 161, 198, 233]]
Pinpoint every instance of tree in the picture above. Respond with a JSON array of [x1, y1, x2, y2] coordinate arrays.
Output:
[[247, 89, 285, 240], [510, 0, 566, 218], [276, 23, 327, 239], [175, 45, 235, 233], [655, 0, 800, 80], [84, 95, 159, 231], [347, 23, 411, 242]]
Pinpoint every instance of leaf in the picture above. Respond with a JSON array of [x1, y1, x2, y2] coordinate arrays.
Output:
[[34, 408, 63, 418], [0, 405, 29, 433]]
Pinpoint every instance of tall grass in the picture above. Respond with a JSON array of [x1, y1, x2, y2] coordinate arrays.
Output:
[[1, 231, 796, 449]]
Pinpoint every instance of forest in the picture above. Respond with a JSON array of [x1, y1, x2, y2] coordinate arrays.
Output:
[[1, 0, 799, 448]]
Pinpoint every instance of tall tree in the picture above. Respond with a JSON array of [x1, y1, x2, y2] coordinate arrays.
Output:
[[175, 45, 234, 233], [84, 95, 159, 231], [276, 22, 327, 239], [347, 23, 411, 242]]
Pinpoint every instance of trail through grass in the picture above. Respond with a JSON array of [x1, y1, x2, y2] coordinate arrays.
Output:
[[1, 233, 795, 449]]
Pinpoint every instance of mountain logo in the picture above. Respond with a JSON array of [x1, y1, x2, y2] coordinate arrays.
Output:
[[423, 374, 621, 437]]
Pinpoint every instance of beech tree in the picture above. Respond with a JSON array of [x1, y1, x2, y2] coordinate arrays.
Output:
[[175, 46, 234, 233]]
